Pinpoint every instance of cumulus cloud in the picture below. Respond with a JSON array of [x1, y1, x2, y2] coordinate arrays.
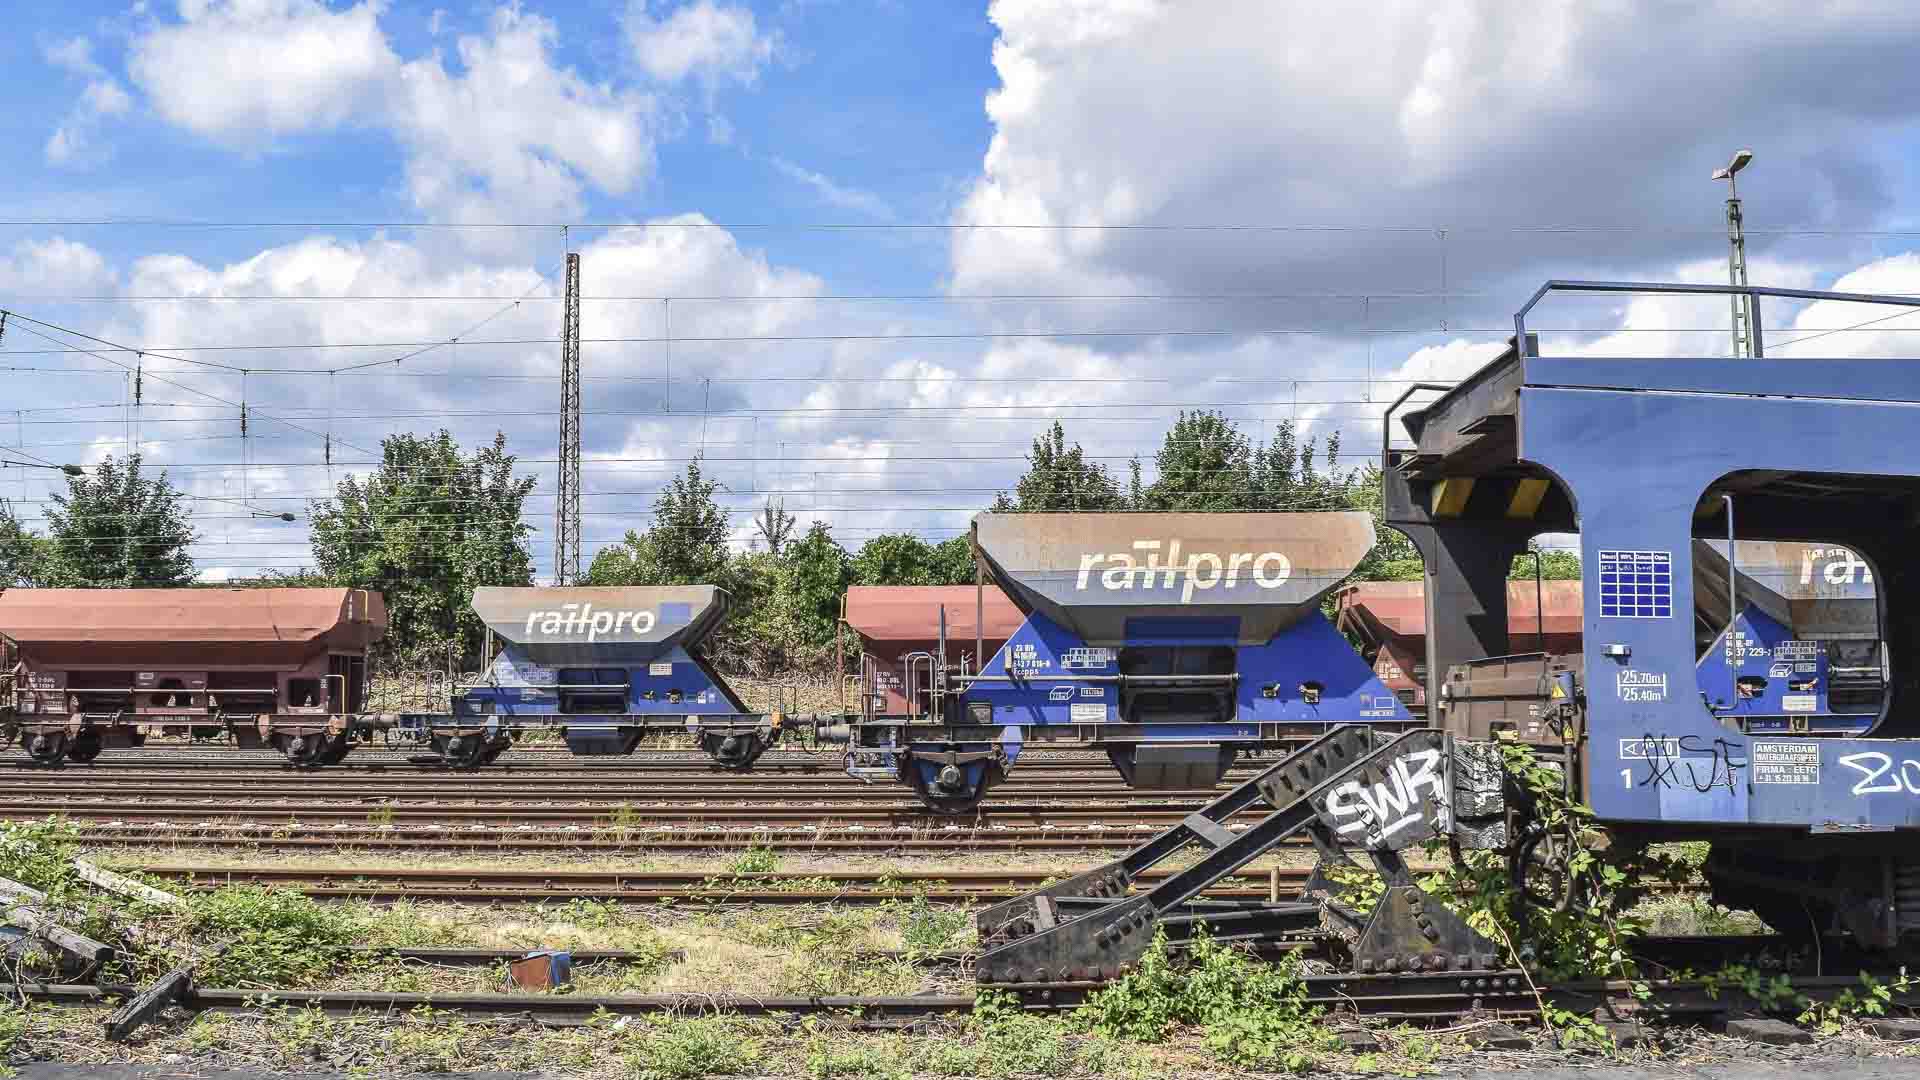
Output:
[[0, 237, 117, 294], [129, 0, 395, 139], [118, 1, 657, 224], [624, 0, 778, 90], [952, 0, 1920, 314]]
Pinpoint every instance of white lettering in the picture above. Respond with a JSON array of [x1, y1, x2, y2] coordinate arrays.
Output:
[[1840, 752, 1900, 796], [523, 608, 657, 639], [1252, 552, 1290, 588], [1227, 552, 1254, 585], [1077, 552, 1100, 591], [1182, 552, 1224, 603], [1074, 544, 1294, 599], [1321, 748, 1447, 845]]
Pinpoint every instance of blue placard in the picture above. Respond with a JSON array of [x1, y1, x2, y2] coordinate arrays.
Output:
[[1598, 549, 1672, 619]]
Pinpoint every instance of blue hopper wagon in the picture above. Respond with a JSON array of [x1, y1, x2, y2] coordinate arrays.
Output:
[[836, 510, 1414, 813], [398, 586, 784, 768]]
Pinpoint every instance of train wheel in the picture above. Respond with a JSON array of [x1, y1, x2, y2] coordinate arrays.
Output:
[[431, 733, 492, 770], [272, 732, 334, 768], [476, 738, 512, 766], [910, 761, 1000, 816], [701, 731, 766, 770], [65, 731, 104, 764], [315, 738, 353, 766], [24, 731, 67, 767]]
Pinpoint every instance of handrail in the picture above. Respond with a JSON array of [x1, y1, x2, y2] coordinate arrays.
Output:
[[1514, 279, 1920, 360], [1380, 382, 1456, 473]]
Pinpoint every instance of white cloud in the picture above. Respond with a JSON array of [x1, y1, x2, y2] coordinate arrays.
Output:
[[951, 0, 1920, 312], [129, 0, 396, 140], [624, 0, 777, 89], [770, 157, 893, 220], [118, 2, 658, 224], [0, 237, 116, 294], [393, 8, 660, 226], [41, 36, 134, 166], [44, 36, 103, 77]]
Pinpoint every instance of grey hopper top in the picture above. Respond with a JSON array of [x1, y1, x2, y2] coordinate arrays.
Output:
[[472, 586, 731, 664], [972, 512, 1376, 645]]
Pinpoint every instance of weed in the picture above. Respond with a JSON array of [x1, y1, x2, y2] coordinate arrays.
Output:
[[803, 1029, 909, 1080], [555, 896, 630, 929], [894, 895, 973, 957], [0, 1000, 24, 1067], [384, 1006, 474, 1072], [365, 805, 395, 828], [265, 1005, 336, 1063], [1076, 927, 1334, 1072], [0, 819, 81, 895], [186, 885, 360, 987], [625, 1015, 762, 1080], [1800, 971, 1912, 1033], [727, 845, 779, 876]]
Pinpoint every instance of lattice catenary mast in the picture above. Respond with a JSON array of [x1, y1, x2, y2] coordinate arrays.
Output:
[[555, 252, 582, 585]]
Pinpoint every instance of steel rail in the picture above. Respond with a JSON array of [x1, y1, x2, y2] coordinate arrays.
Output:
[[19, 966, 1892, 1028], [0, 800, 1241, 825]]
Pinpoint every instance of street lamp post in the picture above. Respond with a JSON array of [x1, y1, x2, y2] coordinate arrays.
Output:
[[1712, 148, 1756, 357]]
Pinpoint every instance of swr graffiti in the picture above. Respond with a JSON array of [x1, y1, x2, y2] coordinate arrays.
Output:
[[1323, 748, 1445, 843]]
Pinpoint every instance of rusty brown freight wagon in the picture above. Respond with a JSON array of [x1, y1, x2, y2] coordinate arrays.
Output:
[[0, 588, 386, 766], [842, 585, 1025, 716]]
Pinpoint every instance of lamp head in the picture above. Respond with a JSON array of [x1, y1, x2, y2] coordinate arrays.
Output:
[[1712, 148, 1754, 181]]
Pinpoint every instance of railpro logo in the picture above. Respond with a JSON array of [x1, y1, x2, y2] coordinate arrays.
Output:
[[1076, 540, 1291, 603], [523, 603, 658, 641]]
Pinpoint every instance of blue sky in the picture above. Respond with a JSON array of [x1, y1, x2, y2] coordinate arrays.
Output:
[[5, 1, 1920, 580]]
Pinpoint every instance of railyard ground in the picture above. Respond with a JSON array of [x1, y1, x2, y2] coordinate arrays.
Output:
[[0, 830, 1826, 1079]]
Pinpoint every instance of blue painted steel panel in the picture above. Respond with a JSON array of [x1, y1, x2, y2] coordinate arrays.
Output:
[[458, 644, 735, 717], [1694, 604, 1874, 734], [963, 609, 1409, 732], [1513, 374, 1920, 830]]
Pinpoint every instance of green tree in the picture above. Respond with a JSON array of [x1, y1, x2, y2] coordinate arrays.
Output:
[[753, 495, 796, 554], [0, 499, 48, 587], [586, 459, 733, 587], [1139, 411, 1254, 511], [851, 533, 980, 587], [928, 535, 977, 584], [782, 523, 852, 639], [1512, 544, 1581, 580], [37, 454, 198, 587], [1345, 464, 1424, 582], [716, 524, 852, 674], [992, 421, 1124, 511], [308, 431, 535, 664]]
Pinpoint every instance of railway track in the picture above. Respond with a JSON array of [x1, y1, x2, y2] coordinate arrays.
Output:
[[0, 797, 1243, 827], [70, 823, 1161, 853], [14, 967, 1899, 1030], [129, 864, 1320, 904], [126, 864, 1697, 906]]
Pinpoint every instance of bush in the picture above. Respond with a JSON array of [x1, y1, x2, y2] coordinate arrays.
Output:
[[186, 886, 359, 987]]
